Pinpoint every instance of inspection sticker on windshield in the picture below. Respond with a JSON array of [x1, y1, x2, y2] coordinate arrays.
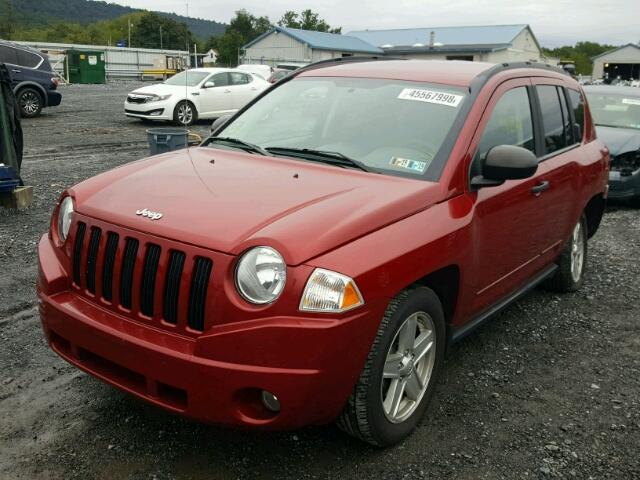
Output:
[[622, 98, 640, 106], [390, 157, 427, 173], [397, 88, 463, 107]]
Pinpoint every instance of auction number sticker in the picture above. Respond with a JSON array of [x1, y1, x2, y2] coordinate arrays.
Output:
[[622, 98, 640, 106], [397, 88, 463, 107], [389, 157, 428, 173]]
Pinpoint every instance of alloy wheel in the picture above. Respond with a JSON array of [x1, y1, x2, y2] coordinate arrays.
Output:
[[177, 103, 193, 125], [381, 311, 436, 424], [570, 221, 585, 283], [20, 91, 40, 115]]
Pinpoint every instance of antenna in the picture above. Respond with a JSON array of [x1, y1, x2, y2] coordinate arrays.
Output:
[[183, 0, 189, 126]]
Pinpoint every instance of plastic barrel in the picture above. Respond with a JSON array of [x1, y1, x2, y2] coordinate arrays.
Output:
[[146, 128, 189, 155]]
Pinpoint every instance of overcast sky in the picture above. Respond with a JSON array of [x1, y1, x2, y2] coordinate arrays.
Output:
[[110, 0, 639, 47]]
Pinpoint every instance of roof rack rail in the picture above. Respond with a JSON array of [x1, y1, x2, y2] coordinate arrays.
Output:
[[469, 61, 571, 93]]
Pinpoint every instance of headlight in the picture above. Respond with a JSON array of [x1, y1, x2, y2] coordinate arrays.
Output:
[[149, 94, 171, 102], [300, 268, 364, 313], [57, 196, 74, 242], [235, 247, 286, 304]]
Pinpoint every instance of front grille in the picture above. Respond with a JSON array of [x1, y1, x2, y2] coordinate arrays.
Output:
[[126, 95, 148, 104], [72, 221, 214, 333]]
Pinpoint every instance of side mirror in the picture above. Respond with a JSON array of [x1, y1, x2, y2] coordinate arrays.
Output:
[[471, 145, 538, 189], [203, 81, 215, 88], [210, 114, 232, 134]]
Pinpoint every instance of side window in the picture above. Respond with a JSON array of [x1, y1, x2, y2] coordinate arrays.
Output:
[[567, 89, 585, 142], [15, 49, 41, 68], [0, 46, 17, 65], [229, 72, 250, 85], [558, 87, 573, 145], [210, 72, 229, 87], [478, 87, 535, 160], [537, 85, 569, 155]]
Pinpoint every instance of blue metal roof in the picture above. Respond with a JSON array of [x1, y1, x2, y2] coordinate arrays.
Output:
[[347, 24, 530, 49], [244, 27, 384, 54]]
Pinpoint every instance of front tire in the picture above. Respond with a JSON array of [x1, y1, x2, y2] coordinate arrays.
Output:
[[173, 101, 197, 126], [337, 287, 445, 446], [547, 215, 588, 292], [17, 87, 43, 118]]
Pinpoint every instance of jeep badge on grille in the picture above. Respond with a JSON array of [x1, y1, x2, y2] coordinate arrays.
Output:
[[136, 208, 163, 220]]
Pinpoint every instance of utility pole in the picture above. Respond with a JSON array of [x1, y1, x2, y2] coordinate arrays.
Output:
[[160, 25, 163, 50], [128, 19, 132, 48]]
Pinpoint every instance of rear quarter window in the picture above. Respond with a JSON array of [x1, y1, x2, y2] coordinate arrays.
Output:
[[15, 49, 42, 69], [567, 89, 585, 141], [537, 85, 570, 155]]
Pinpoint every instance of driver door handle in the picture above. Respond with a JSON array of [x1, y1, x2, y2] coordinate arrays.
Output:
[[224, 89, 231, 93], [531, 180, 550, 196], [12, 69, 21, 73]]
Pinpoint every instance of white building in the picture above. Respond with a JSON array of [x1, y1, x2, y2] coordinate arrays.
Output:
[[243, 24, 547, 67], [591, 44, 640, 81], [347, 24, 543, 63], [242, 26, 383, 67]]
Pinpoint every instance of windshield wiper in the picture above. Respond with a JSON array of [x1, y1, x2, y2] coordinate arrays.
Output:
[[265, 147, 370, 172], [207, 136, 272, 156]]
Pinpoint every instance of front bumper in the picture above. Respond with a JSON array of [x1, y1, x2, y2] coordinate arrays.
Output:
[[37, 234, 381, 429], [124, 100, 172, 121], [608, 170, 640, 199]]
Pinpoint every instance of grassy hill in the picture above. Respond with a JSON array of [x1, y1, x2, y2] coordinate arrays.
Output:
[[5, 0, 226, 39]]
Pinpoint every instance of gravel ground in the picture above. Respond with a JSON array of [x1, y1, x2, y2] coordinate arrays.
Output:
[[0, 83, 639, 480]]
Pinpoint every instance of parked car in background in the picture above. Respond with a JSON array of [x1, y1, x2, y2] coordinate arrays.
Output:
[[40, 59, 608, 447], [0, 40, 62, 118], [267, 68, 292, 84], [124, 68, 270, 126], [236, 64, 273, 81], [584, 85, 640, 205]]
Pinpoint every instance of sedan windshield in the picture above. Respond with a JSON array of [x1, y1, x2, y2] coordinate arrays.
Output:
[[165, 70, 209, 87], [217, 77, 468, 178], [585, 92, 640, 130]]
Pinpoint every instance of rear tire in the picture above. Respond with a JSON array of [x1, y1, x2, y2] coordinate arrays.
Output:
[[17, 87, 43, 118], [173, 101, 197, 126], [546, 215, 588, 292], [337, 287, 445, 446]]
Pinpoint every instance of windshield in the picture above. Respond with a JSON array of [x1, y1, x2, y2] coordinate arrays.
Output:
[[585, 91, 640, 130], [217, 77, 468, 178], [165, 70, 209, 87]]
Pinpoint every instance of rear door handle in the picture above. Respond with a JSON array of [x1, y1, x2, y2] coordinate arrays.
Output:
[[531, 180, 550, 196], [12, 69, 21, 73], [224, 89, 231, 93]]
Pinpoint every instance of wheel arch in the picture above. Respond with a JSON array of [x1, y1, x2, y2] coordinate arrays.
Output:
[[410, 265, 460, 330], [14, 81, 48, 106], [583, 192, 605, 239]]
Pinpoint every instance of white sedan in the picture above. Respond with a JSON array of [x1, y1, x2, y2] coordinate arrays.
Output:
[[124, 68, 270, 125]]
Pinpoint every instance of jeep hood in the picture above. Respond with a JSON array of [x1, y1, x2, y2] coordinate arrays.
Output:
[[595, 125, 640, 157], [70, 147, 443, 265]]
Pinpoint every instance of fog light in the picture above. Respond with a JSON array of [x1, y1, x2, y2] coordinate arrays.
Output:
[[261, 390, 280, 412], [149, 109, 164, 116]]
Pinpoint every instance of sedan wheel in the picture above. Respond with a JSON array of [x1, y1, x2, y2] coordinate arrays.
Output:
[[173, 101, 197, 126]]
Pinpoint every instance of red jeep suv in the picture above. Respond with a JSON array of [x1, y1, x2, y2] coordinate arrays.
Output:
[[37, 59, 609, 446]]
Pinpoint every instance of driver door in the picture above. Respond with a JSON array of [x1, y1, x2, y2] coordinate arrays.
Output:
[[198, 72, 233, 117]]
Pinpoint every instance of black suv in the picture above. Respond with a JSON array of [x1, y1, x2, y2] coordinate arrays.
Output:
[[0, 41, 62, 118]]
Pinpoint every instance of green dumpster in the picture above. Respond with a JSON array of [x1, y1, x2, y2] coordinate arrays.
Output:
[[65, 50, 106, 84]]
